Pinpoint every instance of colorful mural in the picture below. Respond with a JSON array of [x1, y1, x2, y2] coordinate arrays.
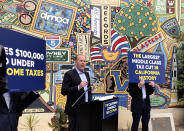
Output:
[[1, 0, 184, 119]]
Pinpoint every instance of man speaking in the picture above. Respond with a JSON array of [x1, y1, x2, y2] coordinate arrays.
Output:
[[61, 54, 92, 131]]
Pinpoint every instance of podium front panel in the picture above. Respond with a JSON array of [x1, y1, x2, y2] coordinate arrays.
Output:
[[77, 97, 118, 131], [103, 98, 119, 119]]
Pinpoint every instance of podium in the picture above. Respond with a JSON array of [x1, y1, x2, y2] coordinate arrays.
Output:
[[77, 97, 118, 131]]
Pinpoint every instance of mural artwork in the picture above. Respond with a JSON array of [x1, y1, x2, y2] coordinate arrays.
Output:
[[0, 0, 184, 129]]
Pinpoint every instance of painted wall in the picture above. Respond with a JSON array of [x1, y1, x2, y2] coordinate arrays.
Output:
[[0, 0, 184, 130]]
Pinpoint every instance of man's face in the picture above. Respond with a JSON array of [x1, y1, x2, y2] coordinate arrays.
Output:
[[75, 55, 86, 72]]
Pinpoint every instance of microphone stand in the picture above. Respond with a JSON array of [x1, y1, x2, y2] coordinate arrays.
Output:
[[72, 87, 91, 108]]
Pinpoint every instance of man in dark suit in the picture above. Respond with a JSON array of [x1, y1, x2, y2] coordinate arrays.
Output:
[[128, 79, 155, 131], [0, 45, 39, 131], [61, 54, 92, 131]]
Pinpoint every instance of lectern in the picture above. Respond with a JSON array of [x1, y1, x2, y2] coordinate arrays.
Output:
[[77, 97, 118, 131]]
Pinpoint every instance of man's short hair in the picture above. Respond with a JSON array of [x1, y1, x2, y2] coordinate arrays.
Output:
[[75, 54, 85, 61]]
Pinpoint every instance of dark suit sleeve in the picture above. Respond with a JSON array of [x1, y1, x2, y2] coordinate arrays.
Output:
[[61, 71, 79, 95], [0, 46, 6, 78], [0, 46, 8, 94], [145, 83, 155, 95], [128, 82, 142, 97]]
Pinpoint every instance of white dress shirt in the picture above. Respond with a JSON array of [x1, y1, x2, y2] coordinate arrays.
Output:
[[3, 92, 10, 109], [141, 85, 146, 100], [76, 68, 89, 102]]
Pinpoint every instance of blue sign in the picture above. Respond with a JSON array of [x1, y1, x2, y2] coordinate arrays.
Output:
[[32, 0, 77, 38], [103, 99, 118, 119], [45, 36, 60, 49], [128, 51, 165, 83], [0, 27, 46, 92]]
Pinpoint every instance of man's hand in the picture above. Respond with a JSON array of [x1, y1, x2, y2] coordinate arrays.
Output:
[[79, 81, 88, 89], [149, 81, 155, 87], [138, 79, 145, 88]]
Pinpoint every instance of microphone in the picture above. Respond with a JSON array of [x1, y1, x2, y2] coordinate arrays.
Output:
[[72, 86, 91, 108]]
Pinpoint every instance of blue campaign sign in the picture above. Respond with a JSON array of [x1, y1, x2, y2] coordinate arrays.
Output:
[[103, 99, 118, 119], [128, 51, 165, 83], [0, 27, 46, 92]]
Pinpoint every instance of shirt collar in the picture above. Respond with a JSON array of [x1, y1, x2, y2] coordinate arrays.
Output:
[[75, 67, 84, 74]]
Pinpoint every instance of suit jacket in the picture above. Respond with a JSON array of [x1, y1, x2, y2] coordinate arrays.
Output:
[[128, 82, 155, 113], [0, 91, 39, 131], [61, 68, 92, 116]]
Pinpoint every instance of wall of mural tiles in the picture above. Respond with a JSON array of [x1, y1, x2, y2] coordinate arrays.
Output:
[[1, 0, 184, 116]]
